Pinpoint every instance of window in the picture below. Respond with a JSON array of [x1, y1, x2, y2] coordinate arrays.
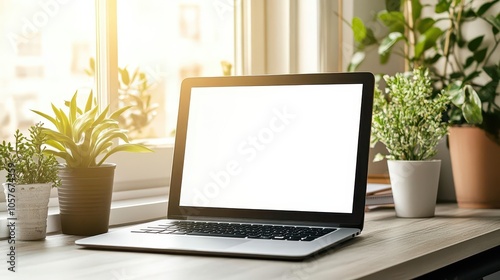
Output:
[[0, 0, 95, 143]]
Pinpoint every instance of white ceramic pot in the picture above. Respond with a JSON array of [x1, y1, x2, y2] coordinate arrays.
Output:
[[3, 183, 52, 240], [387, 160, 441, 218]]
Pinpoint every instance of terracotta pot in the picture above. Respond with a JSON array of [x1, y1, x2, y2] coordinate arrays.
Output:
[[388, 160, 441, 218], [449, 126, 500, 208], [57, 164, 116, 236], [3, 183, 52, 240]]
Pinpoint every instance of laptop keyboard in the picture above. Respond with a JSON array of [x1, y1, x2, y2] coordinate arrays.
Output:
[[131, 221, 337, 241]]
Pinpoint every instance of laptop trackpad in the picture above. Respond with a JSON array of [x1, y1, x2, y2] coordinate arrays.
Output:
[[168, 236, 250, 251]]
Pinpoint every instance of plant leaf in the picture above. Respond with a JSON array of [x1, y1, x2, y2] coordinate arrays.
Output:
[[45, 139, 66, 152], [463, 8, 476, 19], [31, 109, 57, 127], [97, 144, 153, 166], [373, 153, 385, 162], [425, 53, 442, 64], [89, 57, 95, 72], [385, 0, 400, 12], [463, 71, 481, 84], [449, 72, 464, 79], [377, 11, 405, 33], [130, 68, 139, 84], [352, 17, 367, 43], [119, 67, 130, 86], [467, 36, 484, 51], [435, 0, 451, 13], [362, 28, 377, 46], [477, 80, 498, 102], [463, 102, 483, 124], [378, 32, 404, 58], [414, 27, 443, 59], [462, 85, 483, 124], [464, 56, 475, 69], [348, 51, 366, 72], [109, 105, 133, 120], [92, 106, 110, 127], [54, 106, 71, 138], [483, 64, 500, 80], [477, 1, 497, 16], [485, 15, 500, 32], [84, 90, 94, 113], [447, 82, 465, 106], [411, 0, 423, 23], [416, 18, 436, 34], [91, 128, 129, 160], [473, 48, 488, 63]]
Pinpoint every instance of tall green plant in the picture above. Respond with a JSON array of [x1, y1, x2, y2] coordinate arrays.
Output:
[[31, 91, 152, 168], [436, 1, 500, 143], [0, 123, 60, 187], [371, 68, 450, 161]]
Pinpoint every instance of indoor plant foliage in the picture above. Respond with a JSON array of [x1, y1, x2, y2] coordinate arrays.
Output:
[[0, 122, 60, 187], [371, 68, 450, 161], [32, 91, 152, 167], [86, 58, 159, 140]]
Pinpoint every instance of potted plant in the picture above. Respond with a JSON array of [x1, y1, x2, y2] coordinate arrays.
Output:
[[347, 0, 499, 207], [0, 123, 60, 240], [371, 68, 450, 218], [32, 91, 152, 236]]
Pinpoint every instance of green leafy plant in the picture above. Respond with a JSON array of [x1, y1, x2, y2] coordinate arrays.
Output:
[[347, 0, 499, 144], [86, 58, 159, 139], [436, 1, 500, 143], [0, 122, 60, 187], [371, 68, 450, 161], [347, 0, 434, 71], [31, 91, 152, 168]]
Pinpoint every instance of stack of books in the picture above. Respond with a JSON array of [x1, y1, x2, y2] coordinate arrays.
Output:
[[366, 183, 393, 210]]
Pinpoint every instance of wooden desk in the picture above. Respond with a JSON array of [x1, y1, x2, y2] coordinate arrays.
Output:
[[2, 204, 500, 279]]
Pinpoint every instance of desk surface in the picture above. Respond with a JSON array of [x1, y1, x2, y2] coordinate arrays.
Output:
[[2, 204, 500, 279]]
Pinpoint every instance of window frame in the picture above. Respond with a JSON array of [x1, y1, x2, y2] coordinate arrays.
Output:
[[238, 0, 346, 75]]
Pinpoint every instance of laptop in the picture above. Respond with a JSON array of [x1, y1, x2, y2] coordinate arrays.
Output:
[[76, 72, 375, 260]]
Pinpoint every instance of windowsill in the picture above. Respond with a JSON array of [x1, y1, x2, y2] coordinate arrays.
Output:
[[0, 195, 168, 240]]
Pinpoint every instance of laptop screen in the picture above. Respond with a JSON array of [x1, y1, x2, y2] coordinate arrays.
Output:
[[169, 73, 374, 228], [179, 84, 363, 214]]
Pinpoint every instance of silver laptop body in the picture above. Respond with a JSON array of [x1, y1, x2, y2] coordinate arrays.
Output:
[[76, 72, 375, 260]]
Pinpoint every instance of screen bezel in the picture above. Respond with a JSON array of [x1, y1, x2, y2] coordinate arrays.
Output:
[[167, 72, 374, 230]]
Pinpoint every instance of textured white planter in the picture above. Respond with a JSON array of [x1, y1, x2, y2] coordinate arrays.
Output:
[[3, 183, 52, 240], [387, 160, 441, 218]]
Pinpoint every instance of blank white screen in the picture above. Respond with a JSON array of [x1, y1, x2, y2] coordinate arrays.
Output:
[[179, 84, 363, 213]]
